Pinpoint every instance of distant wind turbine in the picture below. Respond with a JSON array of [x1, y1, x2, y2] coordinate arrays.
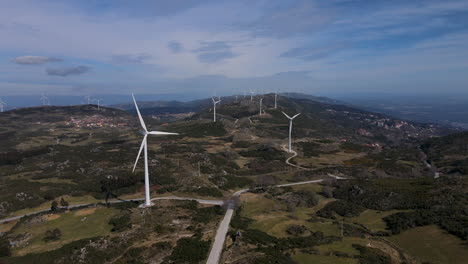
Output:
[[249, 89, 255, 102], [259, 97, 263, 115], [274, 92, 278, 109], [95, 99, 103, 111], [0, 98, 6, 112], [212, 96, 221, 122], [85, 95, 92, 105], [282, 111, 301, 153], [132, 94, 179, 207], [40, 94, 50, 106]]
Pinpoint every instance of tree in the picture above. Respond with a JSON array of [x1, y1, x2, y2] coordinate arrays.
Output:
[[51, 200, 59, 211], [321, 186, 334, 198], [60, 197, 69, 207], [0, 237, 11, 257], [43, 228, 62, 242]]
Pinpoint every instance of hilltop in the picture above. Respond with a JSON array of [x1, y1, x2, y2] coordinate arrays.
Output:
[[0, 95, 466, 264]]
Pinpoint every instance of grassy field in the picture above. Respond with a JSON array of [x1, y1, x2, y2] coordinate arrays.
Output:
[[292, 252, 358, 264], [240, 188, 340, 237], [349, 209, 409, 232], [12, 207, 119, 256], [8, 195, 102, 218], [389, 225, 468, 264], [316, 237, 368, 255]]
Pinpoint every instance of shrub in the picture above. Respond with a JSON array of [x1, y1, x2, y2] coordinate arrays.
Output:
[[0, 237, 11, 257], [50, 200, 59, 211], [352, 244, 391, 264], [43, 228, 62, 242], [192, 187, 223, 197], [286, 225, 307, 236], [168, 237, 211, 264], [109, 214, 131, 232]]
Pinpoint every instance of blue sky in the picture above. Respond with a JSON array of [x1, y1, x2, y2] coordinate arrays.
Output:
[[1, 0, 468, 96]]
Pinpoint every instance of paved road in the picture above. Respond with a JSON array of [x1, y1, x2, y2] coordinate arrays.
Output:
[[0, 196, 224, 224], [151, 196, 223, 205], [205, 177, 347, 264]]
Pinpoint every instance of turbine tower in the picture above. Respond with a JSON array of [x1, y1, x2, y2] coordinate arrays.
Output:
[[282, 111, 301, 153], [132, 94, 179, 206], [0, 98, 6, 112], [95, 99, 103, 111], [249, 89, 255, 102], [85, 95, 92, 105], [40, 94, 50, 106], [274, 93, 278, 109], [212, 96, 221, 122], [259, 97, 263, 115]]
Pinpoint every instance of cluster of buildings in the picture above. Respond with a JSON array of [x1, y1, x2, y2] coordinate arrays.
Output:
[[65, 115, 127, 128]]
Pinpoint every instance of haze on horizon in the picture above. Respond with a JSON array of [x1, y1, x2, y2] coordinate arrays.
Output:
[[1, 0, 468, 97]]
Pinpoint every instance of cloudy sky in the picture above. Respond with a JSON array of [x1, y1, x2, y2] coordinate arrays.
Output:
[[1, 0, 468, 96]]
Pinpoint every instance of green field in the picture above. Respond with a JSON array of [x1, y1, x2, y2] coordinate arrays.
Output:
[[292, 252, 358, 264], [316, 237, 367, 255], [389, 225, 468, 264], [12, 207, 119, 256], [240, 190, 340, 238], [349, 209, 408, 232]]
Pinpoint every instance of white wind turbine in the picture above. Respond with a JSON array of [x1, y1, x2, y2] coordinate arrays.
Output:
[[40, 94, 50, 106], [212, 96, 221, 122], [95, 98, 103, 111], [249, 89, 255, 102], [274, 92, 278, 109], [282, 111, 301, 153], [132, 94, 179, 207], [259, 97, 263, 115], [0, 98, 6, 112], [85, 95, 92, 105]]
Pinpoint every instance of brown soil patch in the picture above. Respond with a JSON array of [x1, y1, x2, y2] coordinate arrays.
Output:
[[43, 214, 61, 221], [74, 208, 97, 216]]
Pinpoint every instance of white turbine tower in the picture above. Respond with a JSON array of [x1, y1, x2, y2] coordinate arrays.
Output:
[[274, 92, 278, 109], [40, 94, 50, 106], [95, 99, 103, 111], [212, 96, 221, 122], [282, 111, 301, 153], [259, 97, 263, 115], [0, 98, 6, 112], [85, 95, 92, 105], [132, 94, 179, 207], [249, 89, 255, 102]]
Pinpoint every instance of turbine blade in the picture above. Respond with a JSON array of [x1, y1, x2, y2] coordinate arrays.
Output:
[[133, 135, 147, 172], [132, 94, 147, 132], [282, 111, 292, 119], [147, 131, 179, 135], [292, 113, 301, 119]]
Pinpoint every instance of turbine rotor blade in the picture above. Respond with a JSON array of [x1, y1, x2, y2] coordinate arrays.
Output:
[[281, 111, 292, 119], [292, 113, 301, 119], [132, 94, 147, 132], [133, 135, 147, 172], [147, 131, 179, 135]]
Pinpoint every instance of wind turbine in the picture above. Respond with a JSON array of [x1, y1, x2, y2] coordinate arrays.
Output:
[[0, 98, 6, 112], [132, 94, 179, 207], [85, 95, 92, 105], [259, 97, 263, 115], [282, 111, 301, 153], [95, 99, 103, 111], [274, 92, 278, 109], [249, 89, 255, 102], [212, 96, 221, 122], [40, 94, 50, 106]]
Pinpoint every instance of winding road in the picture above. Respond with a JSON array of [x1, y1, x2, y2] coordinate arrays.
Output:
[[205, 145, 347, 264]]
